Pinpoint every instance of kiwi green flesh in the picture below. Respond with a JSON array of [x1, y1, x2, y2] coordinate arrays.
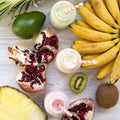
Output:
[[70, 72, 88, 94], [96, 83, 119, 108]]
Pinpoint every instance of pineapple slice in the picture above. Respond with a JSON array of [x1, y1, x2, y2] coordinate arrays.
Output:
[[0, 86, 47, 120]]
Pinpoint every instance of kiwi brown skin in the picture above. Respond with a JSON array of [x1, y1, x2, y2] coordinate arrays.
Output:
[[96, 83, 119, 109]]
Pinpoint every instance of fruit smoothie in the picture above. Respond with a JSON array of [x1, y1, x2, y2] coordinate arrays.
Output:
[[55, 48, 81, 73], [44, 91, 69, 117], [50, 1, 76, 29]]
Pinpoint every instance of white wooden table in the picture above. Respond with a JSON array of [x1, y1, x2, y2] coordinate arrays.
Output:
[[0, 0, 120, 120]]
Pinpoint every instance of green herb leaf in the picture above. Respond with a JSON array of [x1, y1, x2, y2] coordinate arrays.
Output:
[[0, 0, 44, 20]]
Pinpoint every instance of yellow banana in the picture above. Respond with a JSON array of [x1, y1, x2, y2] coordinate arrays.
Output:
[[105, 0, 120, 25], [110, 51, 120, 84], [90, 0, 119, 29], [72, 38, 119, 54], [81, 42, 120, 69], [84, 1, 95, 14], [118, 0, 120, 8], [76, 20, 92, 29], [73, 39, 92, 44], [97, 60, 114, 80], [82, 54, 101, 60], [77, 5, 118, 33], [69, 24, 118, 42]]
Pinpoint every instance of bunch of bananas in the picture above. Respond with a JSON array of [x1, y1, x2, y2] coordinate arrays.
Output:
[[70, 0, 120, 84]]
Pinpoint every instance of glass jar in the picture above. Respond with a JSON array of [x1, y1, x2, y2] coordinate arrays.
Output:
[[55, 48, 81, 73], [50, 1, 76, 29]]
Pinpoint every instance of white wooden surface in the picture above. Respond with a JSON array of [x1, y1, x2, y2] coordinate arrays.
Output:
[[0, 0, 120, 120]]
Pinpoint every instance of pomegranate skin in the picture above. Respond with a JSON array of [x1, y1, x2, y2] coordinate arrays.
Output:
[[61, 98, 94, 120], [18, 81, 46, 93], [8, 28, 59, 93]]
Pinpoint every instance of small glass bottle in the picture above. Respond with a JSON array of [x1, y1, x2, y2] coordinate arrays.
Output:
[[55, 48, 81, 73], [44, 91, 69, 117], [50, 1, 76, 29]]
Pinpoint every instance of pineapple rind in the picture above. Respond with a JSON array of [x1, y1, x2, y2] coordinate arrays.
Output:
[[0, 86, 47, 120]]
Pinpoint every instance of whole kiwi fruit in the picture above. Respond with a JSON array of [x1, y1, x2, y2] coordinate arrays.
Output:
[[96, 82, 119, 108]]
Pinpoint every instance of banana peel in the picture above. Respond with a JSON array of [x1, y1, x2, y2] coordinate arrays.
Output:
[[82, 54, 101, 60], [70, 0, 120, 84], [81, 44, 119, 69], [84, 1, 95, 14], [97, 60, 114, 80], [110, 51, 120, 84], [72, 38, 119, 54]]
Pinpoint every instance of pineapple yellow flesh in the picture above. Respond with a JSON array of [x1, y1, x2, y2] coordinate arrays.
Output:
[[0, 86, 47, 120]]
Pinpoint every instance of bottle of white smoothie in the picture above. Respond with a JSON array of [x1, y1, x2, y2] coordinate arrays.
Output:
[[55, 48, 81, 73], [50, 1, 76, 29]]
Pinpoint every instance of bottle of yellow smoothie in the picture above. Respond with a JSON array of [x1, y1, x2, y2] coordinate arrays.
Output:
[[50, 1, 76, 29]]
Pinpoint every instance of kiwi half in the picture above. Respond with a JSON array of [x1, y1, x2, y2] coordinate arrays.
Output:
[[69, 72, 88, 94]]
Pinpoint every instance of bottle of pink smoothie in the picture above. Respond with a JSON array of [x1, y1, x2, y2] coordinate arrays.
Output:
[[44, 91, 69, 117]]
